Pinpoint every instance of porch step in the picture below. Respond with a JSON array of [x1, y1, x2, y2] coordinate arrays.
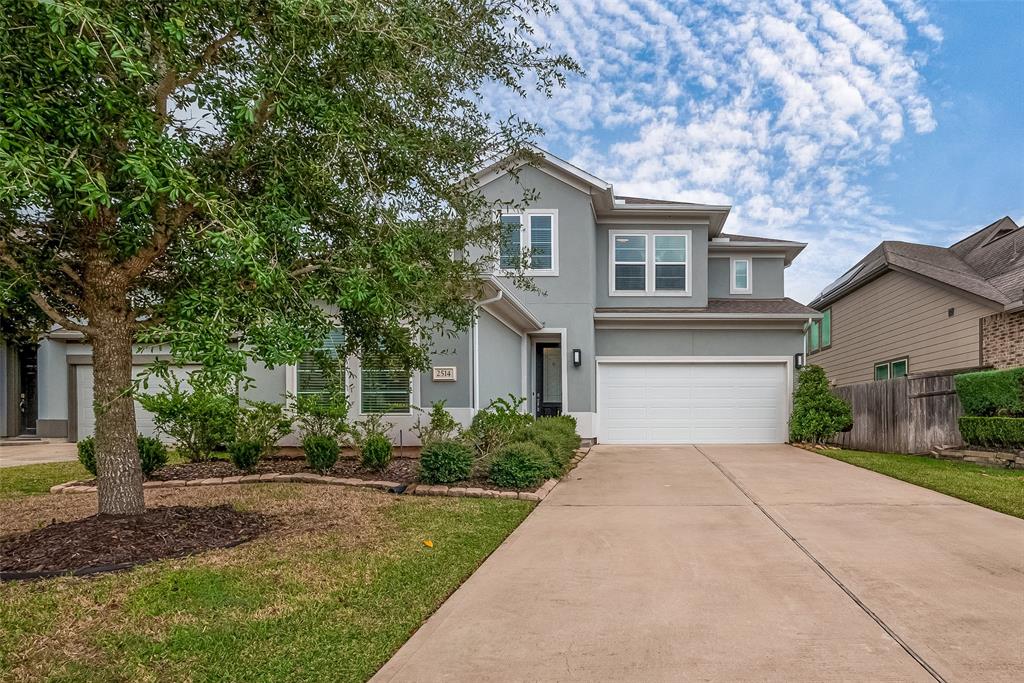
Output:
[[0, 436, 49, 447]]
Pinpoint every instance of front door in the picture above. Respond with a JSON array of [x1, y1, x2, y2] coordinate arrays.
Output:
[[17, 346, 38, 435], [535, 343, 563, 417]]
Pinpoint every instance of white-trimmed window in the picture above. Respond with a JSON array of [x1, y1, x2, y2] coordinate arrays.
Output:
[[498, 211, 558, 275], [610, 230, 690, 295], [360, 353, 411, 414], [296, 328, 346, 399], [730, 258, 752, 294], [874, 357, 909, 381]]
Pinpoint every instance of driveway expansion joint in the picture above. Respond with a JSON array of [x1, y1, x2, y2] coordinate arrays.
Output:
[[693, 445, 949, 683]]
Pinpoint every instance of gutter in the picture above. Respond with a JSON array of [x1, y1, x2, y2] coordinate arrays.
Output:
[[593, 311, 823, 321], [471, 290, 504, 412]]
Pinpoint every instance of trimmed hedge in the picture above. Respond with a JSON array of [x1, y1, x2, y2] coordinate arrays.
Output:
[[954, 368, 1024, 417], [958, 417, 1024, 450], [488, 442, 551, 489], [419, 440, 473, 484]]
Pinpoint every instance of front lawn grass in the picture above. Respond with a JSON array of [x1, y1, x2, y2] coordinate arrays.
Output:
[[816, 448, 1024, 519], [0, 482, 533, 681], [0, 460, 90, 500]]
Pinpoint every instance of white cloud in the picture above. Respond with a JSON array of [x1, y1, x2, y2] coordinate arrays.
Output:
[[482, 0, 945, 302]]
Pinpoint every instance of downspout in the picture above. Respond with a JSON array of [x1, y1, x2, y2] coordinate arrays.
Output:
[[472, 290, 504, 412]]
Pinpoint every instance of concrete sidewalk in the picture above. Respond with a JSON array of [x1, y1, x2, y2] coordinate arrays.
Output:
[[0, 441, 78, 468], [373, 445, 1024, 682]]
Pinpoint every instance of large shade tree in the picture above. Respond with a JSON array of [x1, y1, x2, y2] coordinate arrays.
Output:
[[0, 0, 578, 515]]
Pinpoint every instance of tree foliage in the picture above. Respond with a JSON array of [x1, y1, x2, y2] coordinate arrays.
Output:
[[789, 365, 853, 444], [0, 0, 578, 513]]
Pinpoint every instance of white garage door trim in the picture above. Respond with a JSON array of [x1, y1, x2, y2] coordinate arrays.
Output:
[[595, 356, 794, 444]]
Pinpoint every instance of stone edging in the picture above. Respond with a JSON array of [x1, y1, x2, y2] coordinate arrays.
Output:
[[48, 447, 594, 500]]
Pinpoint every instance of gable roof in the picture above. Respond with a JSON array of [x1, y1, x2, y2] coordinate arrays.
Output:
[[470, 145, 733, 235], [810, 217, 1024, 310]]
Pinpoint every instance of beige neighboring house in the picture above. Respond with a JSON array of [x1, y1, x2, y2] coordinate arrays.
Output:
[[807, 216, 1024, 386]]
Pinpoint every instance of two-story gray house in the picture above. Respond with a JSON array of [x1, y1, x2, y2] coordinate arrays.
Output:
[[2, 148, 818, 447]]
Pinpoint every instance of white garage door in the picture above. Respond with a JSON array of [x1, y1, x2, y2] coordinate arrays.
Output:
[[76, 365, 200, 440], [598, 362, 789, 444]]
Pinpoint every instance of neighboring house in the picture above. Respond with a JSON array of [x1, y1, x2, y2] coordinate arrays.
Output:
[[808, 217, 1024, 386], [1, 147, 817, 446]]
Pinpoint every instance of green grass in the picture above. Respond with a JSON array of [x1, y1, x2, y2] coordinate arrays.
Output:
[[0, 460, 90, 500], [817, 448, 1024, 519], [0, 486, 533, 682]]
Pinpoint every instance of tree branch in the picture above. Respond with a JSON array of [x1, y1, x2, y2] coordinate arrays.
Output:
[[154, 29, 238, 129], [28, 290, 94, 335], [121, 202, 194, 279]]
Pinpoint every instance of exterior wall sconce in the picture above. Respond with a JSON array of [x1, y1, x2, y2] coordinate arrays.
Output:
[[572, 348, 582, 367], [794, 352, 805, 369]]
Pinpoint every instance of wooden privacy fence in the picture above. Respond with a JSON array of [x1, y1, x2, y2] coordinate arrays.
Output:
[[831, 371, 965, 454]]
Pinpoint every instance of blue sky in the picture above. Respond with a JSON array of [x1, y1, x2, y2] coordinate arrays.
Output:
[[485, 0, 1023, 303]]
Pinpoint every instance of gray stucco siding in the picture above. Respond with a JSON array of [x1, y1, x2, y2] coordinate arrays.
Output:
[[241, 361, 288, 404], [420, 331, 471, 409], [707, 256, 786, 299], [476, 309, 523, 409], [595, 328, 803, 357], [595, 223, 710, 308]]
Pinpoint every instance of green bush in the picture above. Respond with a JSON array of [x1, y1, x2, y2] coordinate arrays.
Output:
[[228, 440, 263, 472], [77, 436, 97, 476], [789, 365, 852, 444], [295, 392, 349, 440], [958, 416, 1024, 449], [466, 394, 533, 458], [235, 400, 293, 459], [303, 434, 340, 474], [488, 441, 551, 489], [515, 417, 581, 477], [954, 368, 1024, 417], [413, 400, 461, 447], [77, 434, 167, 477], [419, 440, 474, 484], [361, 432, 393, 471], [136, 436, 168, 477], [137, 377, 237, 461]]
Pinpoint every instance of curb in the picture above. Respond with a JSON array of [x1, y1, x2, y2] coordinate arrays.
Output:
[[49, 447, 594, 501]]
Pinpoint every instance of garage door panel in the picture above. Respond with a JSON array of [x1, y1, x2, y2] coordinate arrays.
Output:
[[598, 362, 787, 444]]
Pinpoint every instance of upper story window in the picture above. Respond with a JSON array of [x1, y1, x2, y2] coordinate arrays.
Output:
[[730, 258, 752, 294], [498, 211, 558, 275], [297, 328, 346, 399], [821, 308, 831, 349], [609, 230, 690, 296]]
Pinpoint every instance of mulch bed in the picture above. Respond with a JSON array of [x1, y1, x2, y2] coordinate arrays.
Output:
[[0, 504, 270, 578]]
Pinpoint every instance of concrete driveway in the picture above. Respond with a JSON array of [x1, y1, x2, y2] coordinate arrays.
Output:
[[374, 445, 1024, 682]]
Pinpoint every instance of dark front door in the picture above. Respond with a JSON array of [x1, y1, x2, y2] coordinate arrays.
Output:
[[17, 346, 38, 435], [535, 343, 562, 417]]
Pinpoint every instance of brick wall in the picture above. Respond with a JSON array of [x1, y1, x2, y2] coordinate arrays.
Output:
[[980, 311, 1024, 369]]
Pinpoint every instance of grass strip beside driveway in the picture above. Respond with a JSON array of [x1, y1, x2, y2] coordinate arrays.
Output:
[[817, 448, 1024, 519], [1, 482, 533, 682], [0, 461, 90, 500]]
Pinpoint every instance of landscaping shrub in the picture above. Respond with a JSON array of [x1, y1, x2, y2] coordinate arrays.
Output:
[[958, 416, 1024, 450], [361, 433, 394, 471], [413, 400, 461, 446], [77, 434, 167, 477], [77, 436, 97, 476], [466, 394, 533, 458], [136, 436, 168, 477], [295, 392, 349, 440], [515, 417, 581, 476], [303, 434, 340, 474], [489, 441, 551, 489], [789, 365, 852, 444], [235, 400, 294, 459], [954, 368, 1024, 417], [419, 440, 474, 484], [137, 377, 237, 461], [228, 440, 263, 473]]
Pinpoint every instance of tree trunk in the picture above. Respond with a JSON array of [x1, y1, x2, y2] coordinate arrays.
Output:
[[91, 322, 145, 516]]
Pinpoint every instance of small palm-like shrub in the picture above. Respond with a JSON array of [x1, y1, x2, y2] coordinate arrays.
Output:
[[77, 436, 97, 476], [136, 436, 168, 477], [419, 440, 473, 484], [228, 440, 263, 473], [303, 435, 340, 474], [789, 365, 852, 444], [489, 441, 551, 490], [361, 433, 393, 471]]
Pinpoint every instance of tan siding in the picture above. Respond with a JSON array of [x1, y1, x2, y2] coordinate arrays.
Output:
[[812, 271, 997, 386]]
